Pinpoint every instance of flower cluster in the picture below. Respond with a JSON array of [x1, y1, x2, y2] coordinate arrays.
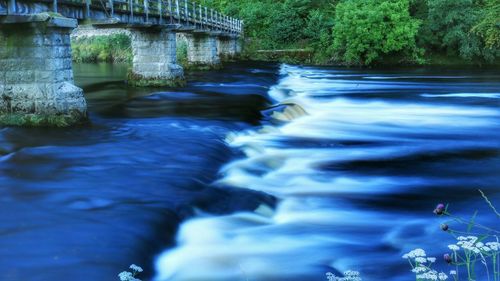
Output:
[[118, 264, 143, 281], [326, 270, 362, 281], [450, 236, 500, 254], [402, 248, 448, 281]]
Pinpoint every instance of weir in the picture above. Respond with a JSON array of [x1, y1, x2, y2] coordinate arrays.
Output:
[[0, 0, 243, 126]]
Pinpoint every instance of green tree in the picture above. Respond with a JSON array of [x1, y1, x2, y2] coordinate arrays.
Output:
[[266, 5, 304, 47], [332, 0, 422, 65], [425, 0, 498, 62], [472, 0, 500, 50]]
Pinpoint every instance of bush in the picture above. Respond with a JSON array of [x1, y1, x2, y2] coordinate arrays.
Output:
[[72, 34, 132, 63], [266, 7, 304, 47], [332, 0, 423, 65], [176, 40, 188, 68], [425, 0, 488, 61]]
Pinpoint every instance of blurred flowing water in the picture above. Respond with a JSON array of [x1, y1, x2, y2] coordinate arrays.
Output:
[[0, 62, 499, 281], [155, 65, 500, 281]]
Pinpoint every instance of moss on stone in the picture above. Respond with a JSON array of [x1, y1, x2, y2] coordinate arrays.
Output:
[[0, 111, 88, 127], [126, 71, 186, 88], [185, 63, 223, 71]]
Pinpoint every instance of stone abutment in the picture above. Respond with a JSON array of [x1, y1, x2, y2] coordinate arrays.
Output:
[[0, 14, 87, 127]]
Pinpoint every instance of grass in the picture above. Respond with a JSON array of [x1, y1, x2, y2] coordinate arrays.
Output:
[[0, 111, 88, 127]]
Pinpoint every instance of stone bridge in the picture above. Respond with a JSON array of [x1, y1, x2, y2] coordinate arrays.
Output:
[[0, 0, 243, 126]]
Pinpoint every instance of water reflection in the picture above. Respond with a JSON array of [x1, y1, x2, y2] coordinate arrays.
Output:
[[0, 62, 276, 281]]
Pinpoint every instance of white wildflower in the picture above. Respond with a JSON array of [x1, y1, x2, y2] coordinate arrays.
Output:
[[448, 245, 460, 251], [457, 236, 467, 241], [427, 257, 436, 263], [129, 264, 143, 273], [326, 272, 335, 281], [326, 271, 362, 281], [481, 246, 491, 252], [403, 248, 427, 259], [118, 271, 133, 281], [412, 266, 428, 273], [438, 272, 448, 280], [466, 236, 478, 243], [415, 257, 427, 263], [449, 270, 457, 275], [417, 270, 438, 281], [486, 242, 500, 251]]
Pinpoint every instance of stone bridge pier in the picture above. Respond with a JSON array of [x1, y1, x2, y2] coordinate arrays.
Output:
[[0, 14, 87, 127], [184, 33, 221, 69], [128, 28, 184, 87], [217, 36, 242, 60]]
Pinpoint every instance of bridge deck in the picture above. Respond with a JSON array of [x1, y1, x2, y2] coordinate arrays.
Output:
[[0, 0, 242, 35]]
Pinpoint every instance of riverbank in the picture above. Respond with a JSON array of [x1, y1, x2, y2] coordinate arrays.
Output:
[[70, 35, 499, 68]]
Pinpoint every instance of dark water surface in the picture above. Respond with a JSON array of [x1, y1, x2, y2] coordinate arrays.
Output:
[[1, 63, 499, 281]]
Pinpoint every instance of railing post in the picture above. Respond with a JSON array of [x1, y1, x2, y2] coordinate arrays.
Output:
[[85, 0, 90, 18], [159, 0, 163, 24], [7, 0, 16, 14], [204, 7, 208, 29], [184, 0, 188, 23], [52, 0, 57, 13], [129, 0, 133, 21], [210, 8, 214, 29], [109, 0, 114, 17], [215, 12, 220, 31], [175, 0, 180, 24], [198, 4, 202, 29], [168, 0, 173, 23], [192, 1, 196, 28], [144, 0, 149, 22]]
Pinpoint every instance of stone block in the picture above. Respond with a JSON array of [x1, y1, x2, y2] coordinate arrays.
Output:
[[5, 70, 35, 84], [128, 28, 184, 87], [0, 21, 87, 127]]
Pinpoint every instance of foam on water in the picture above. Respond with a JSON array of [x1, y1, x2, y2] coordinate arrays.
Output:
[[422, 93, 500, 99], [155, 65, 500, 281]]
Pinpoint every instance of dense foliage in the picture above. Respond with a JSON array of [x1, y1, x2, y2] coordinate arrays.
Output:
[[72, 35, 132, 63], [205, 0, 499, 65], [332, 0, 422, 65], [71, 0, 499, 66]]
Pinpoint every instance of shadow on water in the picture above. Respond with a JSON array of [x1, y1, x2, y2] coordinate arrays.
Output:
[[1, 62, 499, 281], [0, 62, 279, 281]]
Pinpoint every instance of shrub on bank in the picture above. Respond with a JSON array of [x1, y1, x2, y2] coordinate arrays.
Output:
[[72, 34, 132, 63]]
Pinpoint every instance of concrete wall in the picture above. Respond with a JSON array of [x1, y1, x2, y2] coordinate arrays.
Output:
[[0, 16, 87, 126]]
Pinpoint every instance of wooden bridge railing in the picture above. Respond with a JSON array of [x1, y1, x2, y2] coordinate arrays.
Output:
[[5, 0, 243, 34]]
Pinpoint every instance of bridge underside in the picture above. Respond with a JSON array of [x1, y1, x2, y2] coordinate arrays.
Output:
[[0, 0, 243, 126]]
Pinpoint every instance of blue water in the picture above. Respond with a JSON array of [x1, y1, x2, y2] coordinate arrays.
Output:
[[0, 63, 499, 281], [155, 65, 500, 281]]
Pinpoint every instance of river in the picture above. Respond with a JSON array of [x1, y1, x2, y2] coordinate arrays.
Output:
[[0, 62, 499, 281]]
